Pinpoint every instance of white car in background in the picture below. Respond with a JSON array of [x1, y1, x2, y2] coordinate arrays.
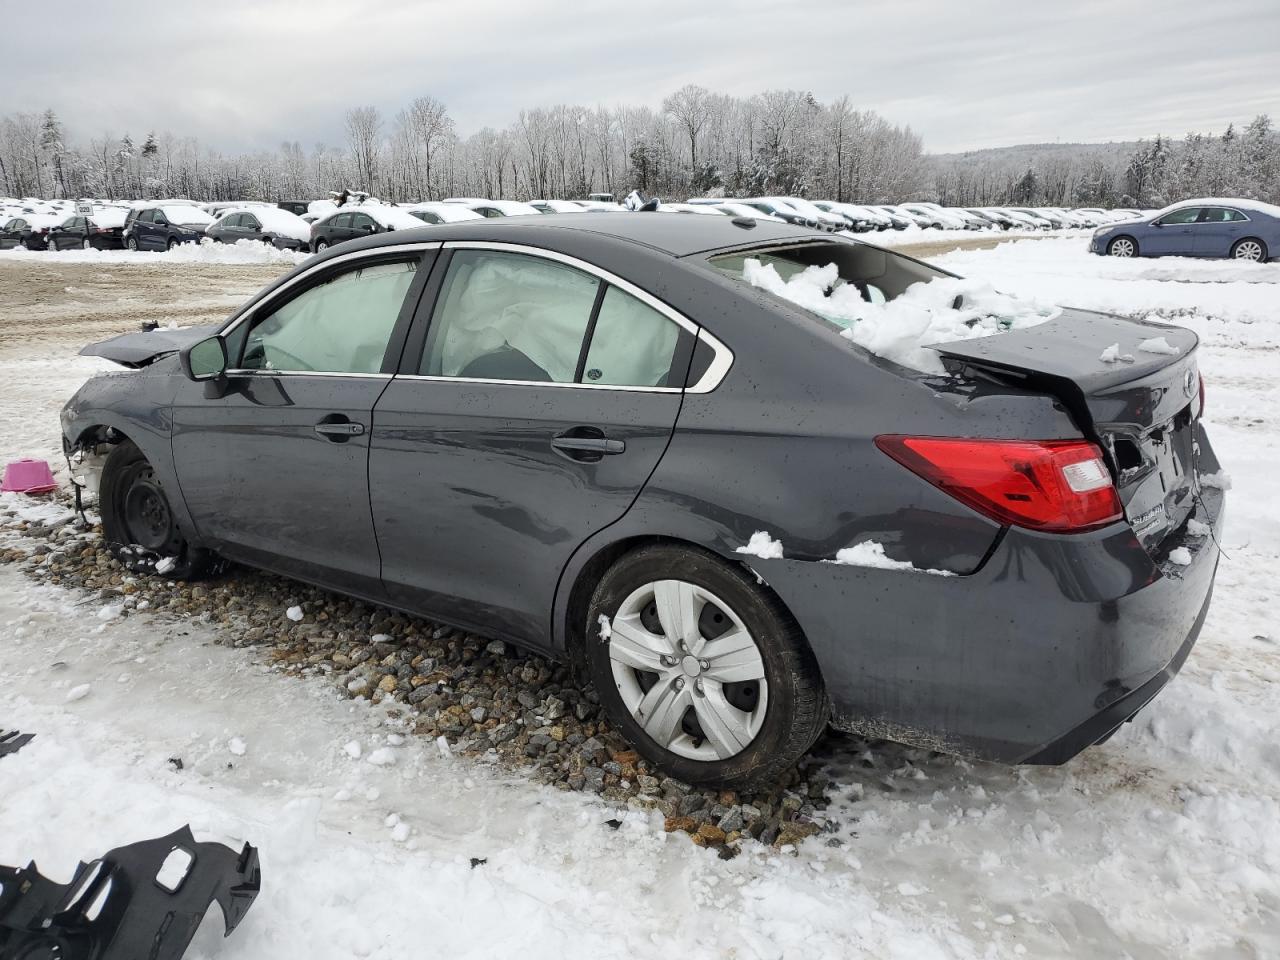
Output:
[[528, 199, 588, 214], [709, 201, 788, 222], [444, 198, 542, 218], [900, 203, 969, 229], [403, 202, 485, 224]]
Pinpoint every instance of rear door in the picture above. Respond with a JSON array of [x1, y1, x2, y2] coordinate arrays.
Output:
[[369, 242, 695, 648], [1193, 206, 1247, 257], [171, 244, 435, 595]]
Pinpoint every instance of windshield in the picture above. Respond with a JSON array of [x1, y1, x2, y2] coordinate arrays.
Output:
[[161, 205, 214, 225]]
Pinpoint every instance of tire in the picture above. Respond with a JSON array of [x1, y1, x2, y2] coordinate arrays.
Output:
[[314, 238, 328, 253], [126, 236, 138, 251], [1231, 238, 1267, 262], [167, 237, 179, 252], [585, 544, 827, 790], [1107, 235, 1137, 257], [81, 238, 92, 251], [100, 441, 213, 579]]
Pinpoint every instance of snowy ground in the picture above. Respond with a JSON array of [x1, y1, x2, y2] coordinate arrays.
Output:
[[1, 238, 1277, 959]]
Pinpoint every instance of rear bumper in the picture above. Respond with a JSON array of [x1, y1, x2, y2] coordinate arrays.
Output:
[[753, 439, 1225, 765]]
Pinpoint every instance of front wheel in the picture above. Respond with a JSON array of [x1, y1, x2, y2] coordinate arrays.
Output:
[[167, 238, 180, 252], [100, 441, 213, 579], [1107, 235, 1137, 257], [81, 238, 92, 250], [126, 236, 138, 251], [1231, 238, 1267, 262], [586, 544, 827, 790], [314, 238, 328, 253]]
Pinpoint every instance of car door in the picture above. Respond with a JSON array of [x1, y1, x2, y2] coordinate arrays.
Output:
[[369, 242, 696, 648], [1146, 206, 1201, 255], [349, 212, 378, 240], [328, 212, 353, 245], [241, 213, 266, 243], [1193, 206, 1246, 257], [170, 244, 436, 595]]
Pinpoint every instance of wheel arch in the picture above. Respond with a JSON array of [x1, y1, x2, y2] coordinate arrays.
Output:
[[556, 531, 805, 677], [1108, 234, 1138, 255]]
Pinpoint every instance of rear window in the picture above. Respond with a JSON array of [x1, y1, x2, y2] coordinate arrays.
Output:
[[707, 242, 950, 327]]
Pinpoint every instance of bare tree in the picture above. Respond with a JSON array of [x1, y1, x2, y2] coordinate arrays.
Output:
[[344, 106, 381, 192]]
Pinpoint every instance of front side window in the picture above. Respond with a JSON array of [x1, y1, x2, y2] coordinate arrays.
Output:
[[421, 251, 599, 382], [239, 259, 417, 374], [1157, 207, 1202, 225]]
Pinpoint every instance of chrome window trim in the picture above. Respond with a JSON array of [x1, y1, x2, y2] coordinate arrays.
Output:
[[435, 240, 734, 393], [393, 374, 682, 394], [223, 370, 392, 380], [217, 241, 442, 339]]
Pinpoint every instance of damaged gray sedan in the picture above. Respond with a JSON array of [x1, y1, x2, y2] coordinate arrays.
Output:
[[62, 214, 1224, 788]]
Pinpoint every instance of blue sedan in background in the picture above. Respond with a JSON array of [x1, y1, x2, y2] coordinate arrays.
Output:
[[1090, 199, 1279, 261]]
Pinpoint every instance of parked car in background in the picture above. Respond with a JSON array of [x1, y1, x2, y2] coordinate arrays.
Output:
[[529, 199, 589, 214], [124, 205, 215, 251], [444, 198, 542, 218], [708, 201, 787, 222], [0, 213, 64, 249], [900, 203, 969, 229], [875, 205, 935, 229], [404, 202, 485, 224], [277, 201, 310, 216], [309, 204, 424, 252], [66, 213, 1223, 789], [46, 209, 129, 249], [736, 198, 816, 227], [206, 207, 312, 250], [1091, 199, 1279, 261]]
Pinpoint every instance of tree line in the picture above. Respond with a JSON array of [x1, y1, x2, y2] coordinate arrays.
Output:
[[933, 115, 1277, 209], [0, 89, 1274, 209], [0, 88, 927, 204]]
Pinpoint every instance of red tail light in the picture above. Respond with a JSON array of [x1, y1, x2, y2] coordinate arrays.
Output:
[[876, 435, 1123, 533]]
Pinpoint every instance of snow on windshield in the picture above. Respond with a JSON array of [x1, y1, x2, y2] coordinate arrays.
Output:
[[161, 205, 214, 225], [743, 258, 1059, 375]]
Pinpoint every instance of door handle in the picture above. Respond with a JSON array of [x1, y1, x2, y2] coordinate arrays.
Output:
[[551, 428, 625, 462], [314, 419, 366, 440]]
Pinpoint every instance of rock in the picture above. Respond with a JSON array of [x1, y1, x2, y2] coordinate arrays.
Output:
[[544, 695, 566, 719], [469, 706, 487, 723], [718, 807, 745, 834], [694, 823, 726, 845], [663, 815, 698, 833], [676, 793, 706, 816], [583, 766, 606, 792], [485, 640, 506, 656], [377, 674, 398, 693]]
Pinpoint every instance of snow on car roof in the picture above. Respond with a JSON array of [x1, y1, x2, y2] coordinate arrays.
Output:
[[1159, 197, 1280, 218], [403, 202, 484, 222], [160, 205, 214, 225], [88, 208, 128, 228]]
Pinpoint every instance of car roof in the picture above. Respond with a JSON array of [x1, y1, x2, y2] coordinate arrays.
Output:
[[333, 212, 819, 258]]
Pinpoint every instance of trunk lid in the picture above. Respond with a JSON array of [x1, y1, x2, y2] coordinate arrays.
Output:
[[932, 308, 1204, 552]]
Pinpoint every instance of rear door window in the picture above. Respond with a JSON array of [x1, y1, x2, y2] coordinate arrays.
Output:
[[420, 250, 600, 382]]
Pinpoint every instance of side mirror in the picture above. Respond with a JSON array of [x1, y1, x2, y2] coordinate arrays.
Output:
[[1152, 220, 1163, 228], [180, 335, 228, 381], [361, 223, 374, 232]]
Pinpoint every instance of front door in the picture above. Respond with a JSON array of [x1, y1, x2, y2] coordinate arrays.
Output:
[[1146, 206, 1201, 255], [171, 250, 432, 595], [370, 245, 693, 648]]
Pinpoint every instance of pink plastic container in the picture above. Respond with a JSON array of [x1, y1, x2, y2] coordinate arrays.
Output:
[[2, 459, 57, 494]]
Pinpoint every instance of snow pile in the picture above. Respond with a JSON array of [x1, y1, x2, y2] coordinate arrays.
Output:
[[0, 237, 309, 265], [744, 259, 1060, 374], [1138, 336, 1180, 355], [827, 540, 956, 576], [735, 531, 784, 559]]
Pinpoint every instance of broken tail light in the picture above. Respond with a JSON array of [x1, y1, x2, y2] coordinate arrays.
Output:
[[876, 435, 1123, 533]]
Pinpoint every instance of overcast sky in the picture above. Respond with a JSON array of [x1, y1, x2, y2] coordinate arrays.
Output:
[[5, 0, 1277, 154]]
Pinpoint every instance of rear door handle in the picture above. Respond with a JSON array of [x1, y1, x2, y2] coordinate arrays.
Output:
[[551, 428, 625, 462]]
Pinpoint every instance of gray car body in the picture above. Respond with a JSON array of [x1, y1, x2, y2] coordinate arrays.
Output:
[[1091, 201, 1280, 259], [63, 214, 1224, 766]]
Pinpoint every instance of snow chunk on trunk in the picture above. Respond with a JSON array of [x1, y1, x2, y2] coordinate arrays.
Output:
[[1138, 336, 1180, 355], [828, 540, 955, 576], [1100, 342, 1135, 364], [735, 531, 784, 559], [1168, 547, 1193, 566], [743, 259, 1059, 375]]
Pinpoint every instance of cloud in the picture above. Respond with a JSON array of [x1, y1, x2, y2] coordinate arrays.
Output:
[[4, 0, 1277, 153]]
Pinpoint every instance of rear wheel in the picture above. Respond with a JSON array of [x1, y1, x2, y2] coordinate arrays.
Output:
[[586, 544, 827, 789], [1107, 236, 1137, 257], [1231, 238, 1267, 262], [100, 441, 213, 579]]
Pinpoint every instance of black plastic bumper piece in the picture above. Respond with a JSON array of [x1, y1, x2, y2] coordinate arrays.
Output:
[[0, 825, 261, 960], [0, 730, 33, 758]]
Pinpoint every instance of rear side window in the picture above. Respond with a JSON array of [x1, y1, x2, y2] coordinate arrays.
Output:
[[582, 286, 680, 387], [421, 250, 600, 382], [1201, 207, 1248, 223], [238, 259, 417, 374]]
